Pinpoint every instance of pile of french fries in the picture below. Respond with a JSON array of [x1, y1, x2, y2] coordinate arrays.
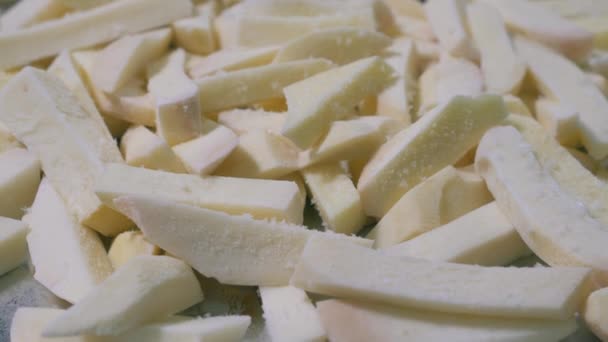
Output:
[[1, 0, 608, 341]]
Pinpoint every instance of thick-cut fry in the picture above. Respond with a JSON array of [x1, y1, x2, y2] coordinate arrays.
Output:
[[187, 46, 279, 79], [358, 95, 506, 218], [217, 109, 286, 135], [424, 0, 477, 60], [172, 14, 216, 56], [115, 196, 372, 286], [0, 0, 68, 32], [0, 216, 28, 277], [377, 39, 417, 123], [108, 231, 161, 269], [291, 236, 591, 319], [534, 99, 579, 147], [0, 148, 40, 219], [0, 0, 192, 69], [120, 126, 186, 173]]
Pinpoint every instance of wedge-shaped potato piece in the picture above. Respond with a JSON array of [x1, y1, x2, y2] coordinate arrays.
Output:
[[0, 148, 41, 219], [292, 236, 591, 319], [97, 163, 305, 224], [120, 126, 186, 173], [301, 163, 366, 235], [260, 286, 326, 342], [0, 0, 192, 69], [196, 58, 333, 113], [318, 299, 578, 342], [217, 109, 285, 135], [274, 28, 391, 65], [48, 50, 124, 163], [108, 231, 161, 269], [282, 56, 394, 149], [148, 49, 201, 146], [515, 37, 608, 158], [72, 50, 156, 127], [358, 95, 506, 218], [503, 94, 532, 117], [369, 166, 492, 248], [25, 179, 112, 303], [0, 70, 132, 235], [483, 0, 593, 61], [585, 287, 608, 341], [534, 98, 579, 147], [43, 255, 203, 337], [215, 130, 300, 179], [0, 216, 28, 277], [377, 39, 417, 124], [385, 202, 531, 266], [92, 28, 171, 93], [187, 46, 279, 78], [467, 3, 526, 94], [475, 126, 608, 284], [173, 122, 238, 176], [173, 15, 216, 56], [115, 196, 371, 286], [13, 307, 251, 342], [424, 0, 477, 60], [0, 0, 67, 32]]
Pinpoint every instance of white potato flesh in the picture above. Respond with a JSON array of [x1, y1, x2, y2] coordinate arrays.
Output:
[[0, 216, 28, 277], [108, 231, 161, 269], [120, 125, 186, 173], [0, 148, 40, 219]]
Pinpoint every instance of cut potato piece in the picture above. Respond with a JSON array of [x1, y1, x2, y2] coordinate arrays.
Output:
[[483, 0, 593, 61], [301, 163, 366, 235], [92, 28, 171, 93], [385, 202, 531, 266], [115, 196, 371, 286], [187, 46, 279, 79], [588, 50, 608, 78], [215, 130, 300, 179], [0, 148, 41, 219], [292, 236, 591, 319], [0, 216, 28, 277], [196, 58, 333, 113], [567, 148, 598, 174], [394, 16, 436, 41], [12, 307, 251, 342], [173, 121, 238, 176], [0, 0, 67, 32], [588, 71, 608, 96], [534, 0, 608, 19], [585, 287, 608, 341], [0, 122, 22, 153], [55, 0, 114, 10], [25, 179, 113, 303], [467, 3, 526, 94], [0, 68, 132, 236], [173, 15, 217, 56], [43, 255, 203, 337], [108, 231, 161, 269], [260, 286, 326, 342], [72, 50, 156, 127], [424, 0, 477, 60], [377, 39, 417, 123], [358, 95, 506, 218], [48, 50, 124, 163], [96, 163, 305, 224], [120, 126, 186, 173], [370, 166, 492, 248], [515, 37, 608, 158], [503, 94, 532, 117], [282, 56, 394, 149], [274, 27, 391, 65], [317, 299, 578, 342], [383, 0, 425, 18], [217, 109, 286, 135], [148, 49, 201, 146], [0, 0, 192, 69], [475, 126, 608, 284], [534, 98, 579, 147], [504, 114, 608, 229]]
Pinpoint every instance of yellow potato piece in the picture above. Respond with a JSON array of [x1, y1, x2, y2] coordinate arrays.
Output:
[[148, 49, 202, 146], [0, 216, 28, 277], [108, 231, 161, 269], [358, 95, 506, 218], [369, 166, 492, 248], [291, 236, 591, 319], [0, 0, 192, 69], [301, 163, 366, 235], [172, 15, 217, 56], [502, 94, 532, 117], [282, 56, 394, 149], [96, 163, 305, 224], [196, 58, 334, 113], [0, 148, 40, 219], [43, 255, 203, 337], [120, 125, 186, 173], [385, 202, 531, 266], [114, 195, 372, 286], [25, 179, 113, 303], [585, 287, 608, 341]]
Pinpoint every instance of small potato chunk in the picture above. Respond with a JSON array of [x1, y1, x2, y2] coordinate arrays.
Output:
[[0, 148, 40, 219], [120, 125, 186, 173], [172, 15, 217, 56], [108, 231, 161, 269], [0, 216, 28, 276]]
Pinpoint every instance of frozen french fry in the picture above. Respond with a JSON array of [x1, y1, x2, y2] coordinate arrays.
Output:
[[0, 148, 40, 219], [377, 39, 417, 123], [120, 125, 186, 173], [534, 98, 580, 147], [0, 0, 68, 32], [108, 231, 161, 269], [424, 0, 477, 60], [217, 109, 285, 135], [187, 46, 279, 79], [172, 14, 216, 56]]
